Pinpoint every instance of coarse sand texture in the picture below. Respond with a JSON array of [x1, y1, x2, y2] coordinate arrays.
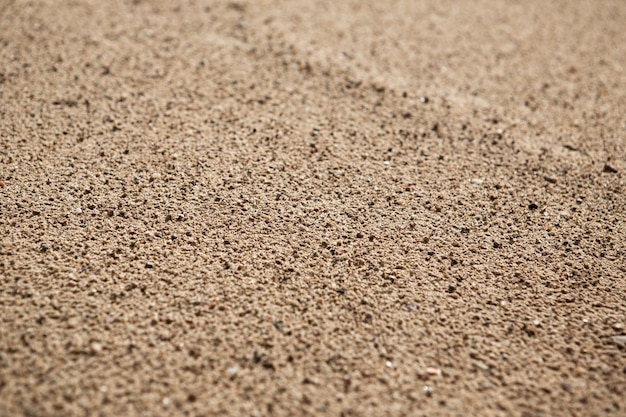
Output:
[[1, 1, 625, 416]]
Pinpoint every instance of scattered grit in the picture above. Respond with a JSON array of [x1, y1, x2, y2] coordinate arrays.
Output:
[[1, 1, 625, 416]]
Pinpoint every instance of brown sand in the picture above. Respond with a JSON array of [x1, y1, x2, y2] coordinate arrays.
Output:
[[1, 1, 625, 416]]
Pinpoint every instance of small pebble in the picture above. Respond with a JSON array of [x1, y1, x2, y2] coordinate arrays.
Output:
[[425, 367, 441, 377], [612, 335, 626, 346], [602, 164, 618, 174], [470, 178, 484, 185], [404, 301, 419, 312], [474, 361, 490, 371], [151, 172, 162, 180], [90, 342, 103, 354], [145, 261, 154, 269]]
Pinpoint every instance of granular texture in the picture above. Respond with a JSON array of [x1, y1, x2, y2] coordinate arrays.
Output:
[[1, 1, 625, 416]]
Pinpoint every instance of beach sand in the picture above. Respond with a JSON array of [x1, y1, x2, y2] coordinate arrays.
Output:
[[1, 1, 625, 415]]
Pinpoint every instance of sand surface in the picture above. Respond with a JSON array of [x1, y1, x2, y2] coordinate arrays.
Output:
[[1, 1, 625, 416]]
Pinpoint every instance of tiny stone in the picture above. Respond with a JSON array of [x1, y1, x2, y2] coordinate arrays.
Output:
[[90, 342, 103, 354], [151, 172, 162, 180], [612, 335, 626, 346], [470, 178, 484, 185], [425, 367, 441, 377], [446, 285, 456, 293], [404, 301, 419, 312], [40, 243, 50, 252], [474, 361, 490, 371], [528, 203, 539, 210], [145, 261, 154, 269], [602, 164, 618, 174], [75, 207, 83, 214]]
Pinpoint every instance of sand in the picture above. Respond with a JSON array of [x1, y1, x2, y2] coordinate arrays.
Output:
[[1, 0, 625, 416]]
